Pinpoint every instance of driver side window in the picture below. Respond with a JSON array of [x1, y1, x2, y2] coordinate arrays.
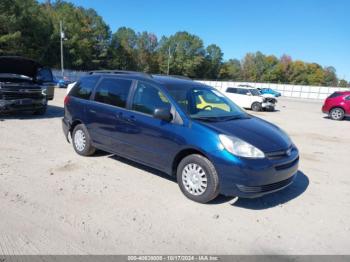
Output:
[[131, 82, 170, 115]]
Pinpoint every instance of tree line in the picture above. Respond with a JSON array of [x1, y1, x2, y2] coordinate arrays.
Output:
[[0, 0, 348, 87]]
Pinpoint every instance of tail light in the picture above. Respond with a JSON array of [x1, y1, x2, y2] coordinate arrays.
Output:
[[64, 95, 70, 105]]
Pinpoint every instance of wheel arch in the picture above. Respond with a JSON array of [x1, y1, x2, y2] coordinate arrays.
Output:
[[70, 119, 84, 134], [330, 105, 345, 112], [171, 147, 209, 176]]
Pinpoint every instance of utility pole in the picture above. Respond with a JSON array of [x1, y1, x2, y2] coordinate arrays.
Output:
[[60, 20, 64, 77], [167, 46, 171, 75]]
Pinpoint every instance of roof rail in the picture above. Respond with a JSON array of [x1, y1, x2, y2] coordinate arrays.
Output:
[[88, 70, 153, 79], [153, 74, 192, 81]]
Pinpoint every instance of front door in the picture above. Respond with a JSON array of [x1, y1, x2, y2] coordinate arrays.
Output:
[[121, 81, 183, 171]]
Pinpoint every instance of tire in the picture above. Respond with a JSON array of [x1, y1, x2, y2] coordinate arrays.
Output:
[[251, 102, 262, 112], [72, 124, 96, 156], [33, 105, 47, 115], [177, 154, 220, 203], [329, 107, 345, 121]]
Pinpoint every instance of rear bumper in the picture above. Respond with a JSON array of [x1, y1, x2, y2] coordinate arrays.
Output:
[[62, 118, 71, 142], [0, 98, 46, 113]]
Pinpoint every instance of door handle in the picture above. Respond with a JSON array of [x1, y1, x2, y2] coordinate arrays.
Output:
[[89, 109, 96, 114]]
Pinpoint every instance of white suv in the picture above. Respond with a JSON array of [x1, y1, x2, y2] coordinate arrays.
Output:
[[222, 86, 276, 111]]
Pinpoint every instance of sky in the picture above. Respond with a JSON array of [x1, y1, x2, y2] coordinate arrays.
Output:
[[67, 0, 349, 80]]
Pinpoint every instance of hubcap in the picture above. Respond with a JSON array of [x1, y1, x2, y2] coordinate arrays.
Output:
[[182, 163, 208, 196], [331, 109, 343, 120], [74, 130, 86, 152]]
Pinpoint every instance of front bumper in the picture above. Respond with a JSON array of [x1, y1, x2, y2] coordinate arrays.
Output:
[[0, 98, 47, 113], [322, 105, 328, 114], [210, 146, 299, 198], [262, 101, 276, 110]]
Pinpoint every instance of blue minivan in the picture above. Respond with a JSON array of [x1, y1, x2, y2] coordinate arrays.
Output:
[[62, 71, 299, 203]]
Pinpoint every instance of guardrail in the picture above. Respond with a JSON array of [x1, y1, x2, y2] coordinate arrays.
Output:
[[196, 80, 349, 100]]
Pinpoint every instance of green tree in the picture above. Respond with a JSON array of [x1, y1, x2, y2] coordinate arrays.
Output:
[[289, 61, 308, 85], [0, 0, 53, 62], [135, 31, 158, 73], [42, 0, 110, 70], [203, 44, 223, 79], [108, 27, 137, 70], [219, 59, 241, 80], [306, 63, 325, 86], [323, 66, 338, 86], [338, 79, 348, 87], [157, 31, 205, 78], [241, 53, 258, 81]]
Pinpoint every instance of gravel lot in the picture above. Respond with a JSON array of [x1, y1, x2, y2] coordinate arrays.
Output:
[[0, 88, 349, 255]]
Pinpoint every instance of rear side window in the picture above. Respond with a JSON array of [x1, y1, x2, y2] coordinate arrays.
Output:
[[226, 87, 237, 93], [328, 92, 342, 99], [237, 88, 248, 95], [70, 76, 99, 100], [94, 78, 132, 108]]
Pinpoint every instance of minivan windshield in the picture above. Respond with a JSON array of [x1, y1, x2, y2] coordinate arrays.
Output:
[[167, 86, 247, 120]]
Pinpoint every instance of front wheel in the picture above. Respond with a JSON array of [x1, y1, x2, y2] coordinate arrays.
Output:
[[177, 154, 220, 203], [72, 124, 96, 156], [251, 102, 262, 112], [329, 107, 345, 120]]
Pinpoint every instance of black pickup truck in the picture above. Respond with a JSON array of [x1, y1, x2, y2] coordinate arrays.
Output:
[[0, 56, 55, 115]]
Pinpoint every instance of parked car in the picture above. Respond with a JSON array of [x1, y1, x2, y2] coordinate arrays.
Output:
[[62, 71, 299, 203], [222, 86, 277, 111], [66, 81, 76, 94], [258, 87, 281, 97], [0, 56, 54, 114], [54, 76, 73, 88], [322, 91, 350, 120]]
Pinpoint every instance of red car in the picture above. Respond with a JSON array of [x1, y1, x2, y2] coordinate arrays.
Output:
[[322, 91, 350, 120]]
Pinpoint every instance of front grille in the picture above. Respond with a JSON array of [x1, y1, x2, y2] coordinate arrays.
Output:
[[0, 90, 44, 100], [237, 176, 295, 193], [263, 97, 277, 104], [266, 146, 293, 160], [275, 157, 299, 170]]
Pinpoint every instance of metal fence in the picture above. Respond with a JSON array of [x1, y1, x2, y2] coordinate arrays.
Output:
[[196, 80, 349, 100], [52, 69, 87, 82]]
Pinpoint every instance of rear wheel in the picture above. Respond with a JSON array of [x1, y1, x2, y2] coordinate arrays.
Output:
[[72, 124, 96, 156], [251, 102, 262, 112], [177, 154, 219, 203], [329, 107, 345, 120]]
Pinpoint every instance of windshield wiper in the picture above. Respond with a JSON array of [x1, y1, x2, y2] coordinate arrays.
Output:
[[219, 115, 249, 121], [192, 115, 248, 122], [192, 116, 220, 122]]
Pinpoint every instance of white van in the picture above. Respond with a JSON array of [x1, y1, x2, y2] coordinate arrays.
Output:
[[222, 86, 276, 111]]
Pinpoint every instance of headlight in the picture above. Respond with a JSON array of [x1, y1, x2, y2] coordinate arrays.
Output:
[[219, 134, 265, 159]]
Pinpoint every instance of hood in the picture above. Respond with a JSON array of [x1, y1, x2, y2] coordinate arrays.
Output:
[[198, 116, 291, 152], [261, 93, 275, 98], [0, 56, 42, 78]]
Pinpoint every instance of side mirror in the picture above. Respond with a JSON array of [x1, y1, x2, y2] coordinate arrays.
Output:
[[153, 107, 173, 122], [246, 92, 252, 96]]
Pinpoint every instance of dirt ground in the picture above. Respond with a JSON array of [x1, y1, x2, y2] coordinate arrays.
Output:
[[0, 88, 349, 255]]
